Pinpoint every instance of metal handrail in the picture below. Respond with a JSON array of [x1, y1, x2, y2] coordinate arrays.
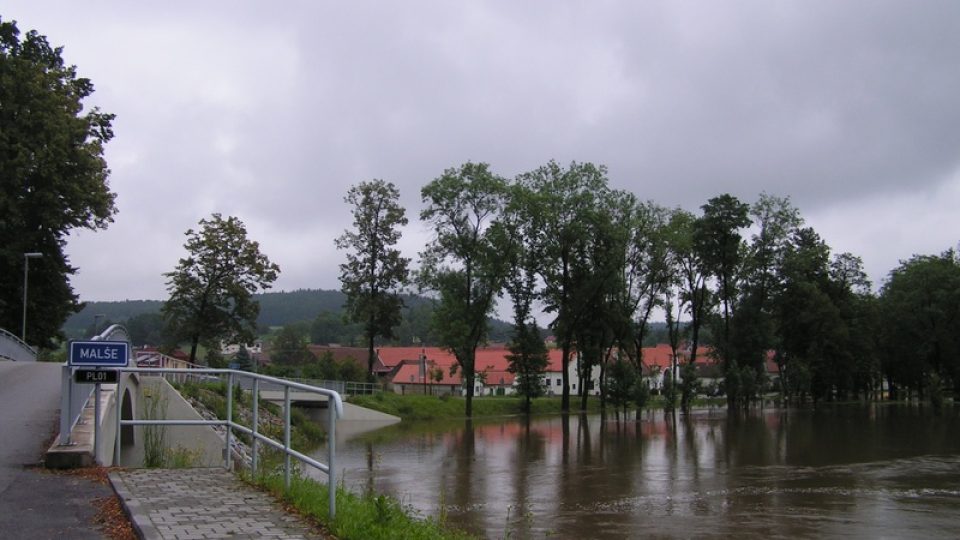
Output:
[[115, 367, 344, 519], [91, 323, 131, 343], [255, 377, 382, 396], [0, 327, 37, 362]]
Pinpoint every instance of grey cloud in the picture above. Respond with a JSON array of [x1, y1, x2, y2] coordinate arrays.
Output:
[[7, 0, 960, 300]]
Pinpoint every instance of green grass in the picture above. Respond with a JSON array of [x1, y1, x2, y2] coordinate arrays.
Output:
[[246, 472, 475, 540], [349, 392, 604, 420], [174, 380, 326, 449], [349, 392, 729, 421]]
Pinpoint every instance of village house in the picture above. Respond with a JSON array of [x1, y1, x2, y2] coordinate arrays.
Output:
[[377, 346, 604, 397], [219, 340, 263, 356]]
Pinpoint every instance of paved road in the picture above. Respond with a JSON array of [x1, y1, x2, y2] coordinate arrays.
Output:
[[0, 361, 112, 539]]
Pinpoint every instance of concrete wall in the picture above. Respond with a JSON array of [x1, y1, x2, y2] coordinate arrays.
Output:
[[118, 377, 226, 468]]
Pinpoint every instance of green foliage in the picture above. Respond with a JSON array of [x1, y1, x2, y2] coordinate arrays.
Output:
[[233, 346, 255, 371], [879, 250, 960, 399], [604, 357, 637, 415], [927, 373, 944, 412], [694, 194, 752, 406], [501, 197, 550, 412], [177, 379, 326, 449], [634, 378, 651, 410], [271, 322, 315, 365], [336, 180, 411, 376], [249, 473, 474, 540], [125, 311, 175, 347], [679, 362, 700, 412], [349, 393, 601, 420], [0, 19, 116, 347], [505, 322, 549, 412], [516, 160, 613, 412], [664, 209, 713, 365], [311, 310, 361, 346], [772, 228, 878, 403], [162, 214, 280, 364], [418, 162, 510, 417], [142, 387, 168, 468], [662, 369, 677, 410]]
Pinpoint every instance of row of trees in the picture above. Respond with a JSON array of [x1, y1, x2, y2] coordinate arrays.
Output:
[[337, 161, 959, 417]]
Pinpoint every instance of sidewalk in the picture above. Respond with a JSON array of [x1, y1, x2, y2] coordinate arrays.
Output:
[[109, 468, 328, 539]]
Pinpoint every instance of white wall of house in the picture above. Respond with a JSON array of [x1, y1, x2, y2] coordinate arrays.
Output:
[[220, 341, 263, 356], [539, 354, 602, 396]]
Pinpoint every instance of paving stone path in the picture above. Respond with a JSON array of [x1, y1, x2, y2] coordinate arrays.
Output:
[[110, 468, 326, 539]]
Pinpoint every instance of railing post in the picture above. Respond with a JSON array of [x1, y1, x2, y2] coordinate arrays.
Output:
[[226, 371, 234, 470], [115, 373, 123, 466], [251, 378, 259, 476], [328, 398, 337, 520], [284, 386, 291, 490], [59, 364, 72, 445], [94, 382, 101, 464]]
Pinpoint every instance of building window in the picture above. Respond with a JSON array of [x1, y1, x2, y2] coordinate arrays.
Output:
[[572, 384, 576, 390], [556, 379, 561, 387]]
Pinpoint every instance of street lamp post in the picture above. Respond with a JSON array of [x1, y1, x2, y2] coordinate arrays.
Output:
[[22, 252, 43, 342]]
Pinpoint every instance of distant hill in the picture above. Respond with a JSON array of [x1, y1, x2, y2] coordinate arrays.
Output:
[[64, 289, 349, 335], [63, 288, 671, 345], [64, 299, 165, 335], [65, 288, 436, 335]]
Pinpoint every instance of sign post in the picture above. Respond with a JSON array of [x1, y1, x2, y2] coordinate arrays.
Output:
[[68, 341, 129, 462]]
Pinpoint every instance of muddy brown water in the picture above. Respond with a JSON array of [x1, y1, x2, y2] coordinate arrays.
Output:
[[315, 403, 960, 539]]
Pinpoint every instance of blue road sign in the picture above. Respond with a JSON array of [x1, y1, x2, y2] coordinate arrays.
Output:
[[69, 341, 130, 367]]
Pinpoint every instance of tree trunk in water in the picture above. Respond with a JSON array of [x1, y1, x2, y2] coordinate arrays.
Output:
[[367, 332, 376, 382], [561, 342, 571, 412], [465, 369, 474, 417]]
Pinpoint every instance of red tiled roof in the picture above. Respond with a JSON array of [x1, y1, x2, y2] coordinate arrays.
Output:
[[393, 361, 461, 385], [307, 346, 371, 371], [380, 344, 735, 387], [376, 347, 446, 368]]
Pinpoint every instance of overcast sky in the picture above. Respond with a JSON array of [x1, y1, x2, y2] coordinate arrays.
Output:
[[6, 1, 960, 307]]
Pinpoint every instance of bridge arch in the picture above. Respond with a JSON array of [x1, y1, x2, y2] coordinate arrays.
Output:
[[121, 386, 135, 447]]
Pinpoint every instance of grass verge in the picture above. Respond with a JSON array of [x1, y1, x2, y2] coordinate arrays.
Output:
[[174, 379, 325, 450], [348, 393, 610, 420], [348, 392, 733, 421], [244, 471, 474, 540]]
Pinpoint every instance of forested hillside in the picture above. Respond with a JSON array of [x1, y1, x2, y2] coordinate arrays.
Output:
[[65, 289, 348, 335], [63, 288, 519, 344]]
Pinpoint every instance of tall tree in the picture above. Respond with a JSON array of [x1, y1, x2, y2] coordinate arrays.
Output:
[[694, 194, 751, 407], [774, 227, 842, 403], [879, 249, 960, 399], [336, 180, 410, 379], [517, 160, 610, 412], [270, 322, 315, 366], [0, 20, 116, 346], [729, 194, 803, 401], [503, 182, 549, 413], [418, 162, 509, 417], [162, 214, 280, 364], [665, 209, 712, 367], [570, 192, 633, 411], [619, 200, 672, 376]]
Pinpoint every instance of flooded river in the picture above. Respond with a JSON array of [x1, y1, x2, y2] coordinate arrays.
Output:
[[317, 404, 960, 538]]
